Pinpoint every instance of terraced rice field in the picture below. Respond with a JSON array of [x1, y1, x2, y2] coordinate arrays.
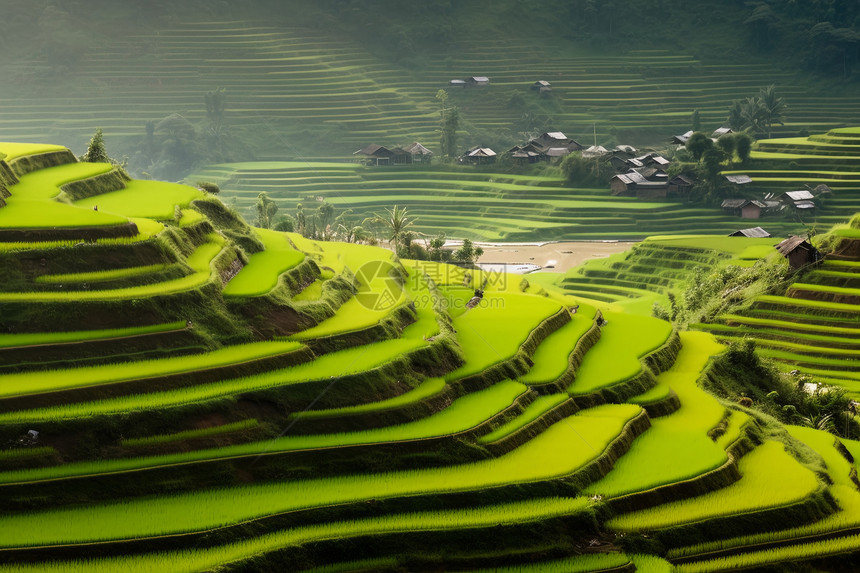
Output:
[[697, 214, 860, 397], [553, 235, 779, 314], [3, 20, 860, 156], [187, 161, 815, 242], [1, 142, 859, 571]]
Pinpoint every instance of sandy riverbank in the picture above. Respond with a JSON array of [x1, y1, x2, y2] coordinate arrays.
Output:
[[474, 241, 636, 273]]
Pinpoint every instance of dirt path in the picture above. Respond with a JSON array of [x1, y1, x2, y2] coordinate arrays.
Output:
[[474, 241, 636, 273]]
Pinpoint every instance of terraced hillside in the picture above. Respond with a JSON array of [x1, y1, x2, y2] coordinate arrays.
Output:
[[545, 235, 779, 314], [5, 19, 860, 160], [187, 161, 813, 241], [725, 127, 860, 228], [696, 216, 860, 399], [2, 141, 860, 572]]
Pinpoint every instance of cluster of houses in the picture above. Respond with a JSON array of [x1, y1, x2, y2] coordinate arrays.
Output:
[[575, 145, 693, 199], [720, 186, 831, 219], [505, 131, 583, 164]]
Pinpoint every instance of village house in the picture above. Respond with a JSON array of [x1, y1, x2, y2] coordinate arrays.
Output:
[[466, 76, 490, 87], [711, 127, 734, 139], [721, 199, 767, 219], [610, 167, 669, 198], [671, 130, 694, 145], [354, 142, 433, 166], [397, 142, 433, 164], [460, 146, 497, 164], [774, 190, 816, 211], [507, 131, 582, 163], [449, 79, 466, 88], [776, 236, 822, 270], [531, 80, 551, 93], [667, 174, 695, 196], [353, 144, 396, 166]]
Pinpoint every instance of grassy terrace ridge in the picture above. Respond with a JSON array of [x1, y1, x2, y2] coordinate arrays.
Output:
[[0, 337, 428, 423], [0, 322, 187, 348], [586, 331, 728, 497], [0, 339, 304, 398], [222, 228, 305, 297], [0, 381, 531, 484], [0, 405, 641, 546], [0, 235, 225, 301], [607, 440, 820, 532]]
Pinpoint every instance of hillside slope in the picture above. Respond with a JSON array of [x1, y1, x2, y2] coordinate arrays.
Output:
[[1, 142, 860, 571]]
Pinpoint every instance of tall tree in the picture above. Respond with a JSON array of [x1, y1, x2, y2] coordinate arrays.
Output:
[[735, 133, 753, 163], [255, 192, 278, 229], [686, 132, 713, 161], [436, 89, 459, 159], [384, 205, 415, 253], [758, 85, 787, 138], [80, 128, 110, 163]]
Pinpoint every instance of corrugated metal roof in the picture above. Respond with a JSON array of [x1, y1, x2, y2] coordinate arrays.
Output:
[[545, 131, 567, 140], [724, 174, 753, 184], [784, 190, 814, 201], [730, 227, 771, 238]]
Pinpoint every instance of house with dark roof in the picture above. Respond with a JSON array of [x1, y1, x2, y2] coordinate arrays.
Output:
[[667, 174, 695, 196], [460, 146, 497, 164], [729, 227, 772, 238], [400, 142, 433, 164], [671, 130, 694, 145], [721, 199, 766, 219], [354, 144, 396, 166], [611, 167, 669, 198], [776, 236, 822, 270], [532, 80, 551, 93]]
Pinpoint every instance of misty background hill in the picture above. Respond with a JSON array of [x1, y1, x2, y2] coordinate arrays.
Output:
[[0, 0, 858, 180]]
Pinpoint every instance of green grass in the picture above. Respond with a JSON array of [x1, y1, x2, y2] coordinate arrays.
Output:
[[519, 315, 595, 384], [35, 263, 173, 284], [0, 338, 427, 423], [478, 393, 569, 444], [568, 311, 672, 395], [0, 497, 594, 572], [586, 331, 727, 496], [0, 339, 304, 398], [121, 419, 260, 447], [0, 322, 187, 349], [0, 235, 224, 302], [290, 377, 447, 420], [223, 228, 305, 297], [675, 532, 860, 572], [0, 142, 67, 160], [445, 292, 562, 380], [607, 441, 820, 532], [0, 404, 640, 546], [0, 381, 529, 485], [74, 180, 204, 220]]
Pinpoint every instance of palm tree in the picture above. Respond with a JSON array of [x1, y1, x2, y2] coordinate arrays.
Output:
[[758, 85, 786, 138], [383, 205, 415, 251], [740, 97, 765, 134]]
